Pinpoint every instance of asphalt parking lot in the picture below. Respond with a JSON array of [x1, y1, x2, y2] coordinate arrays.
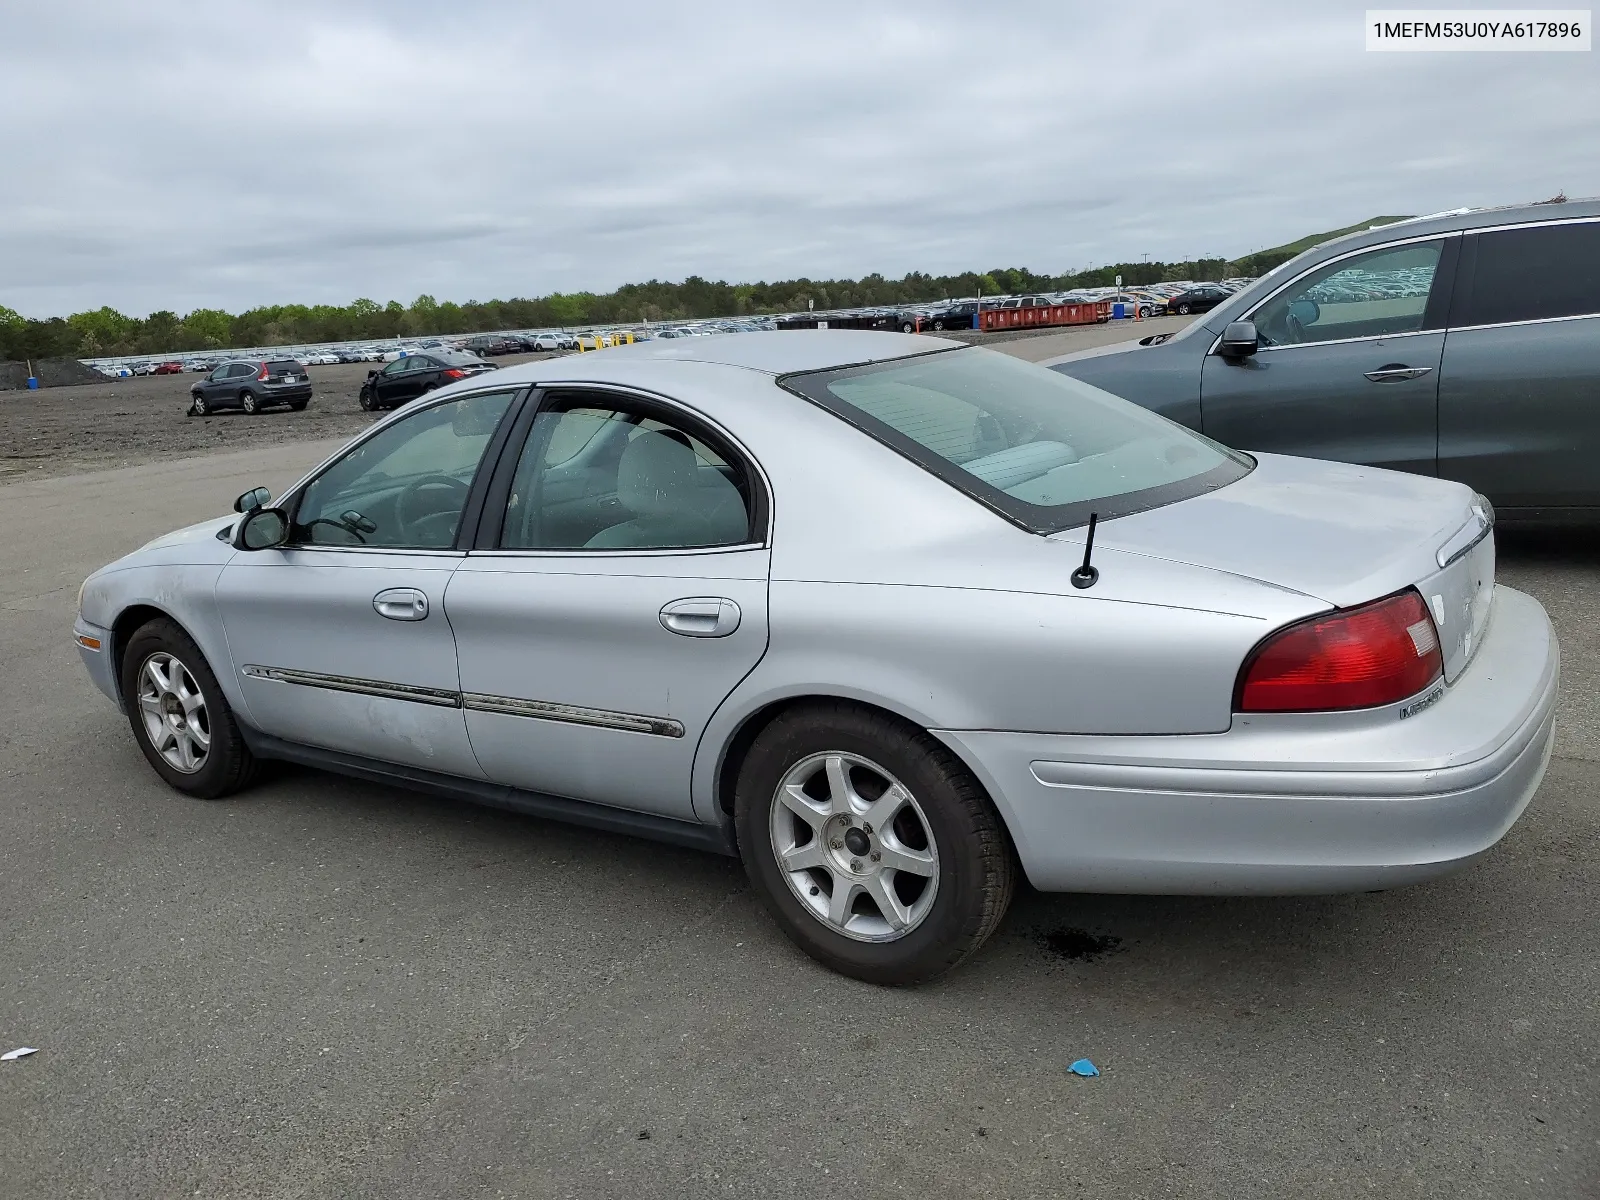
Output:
[[1, 325, 1596, 1198]]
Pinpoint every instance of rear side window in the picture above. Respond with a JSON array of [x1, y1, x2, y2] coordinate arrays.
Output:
[[782, 347, 1249, 534], [1454, 221, 1600, 326]]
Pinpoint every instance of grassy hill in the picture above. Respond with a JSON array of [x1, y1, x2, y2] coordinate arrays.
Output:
[[1233, 215, 1415, 276]]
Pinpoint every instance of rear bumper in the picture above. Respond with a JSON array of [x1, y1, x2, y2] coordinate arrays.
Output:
[[937, 585, 1559, 894], [263, 384, 313, 402]]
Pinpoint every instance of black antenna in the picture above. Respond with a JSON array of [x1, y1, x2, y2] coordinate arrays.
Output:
[[1070, 512, 1100, 590]]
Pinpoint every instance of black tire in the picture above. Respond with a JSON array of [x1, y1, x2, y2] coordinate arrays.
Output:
[[900, 321, 915, 334], [734, 701, 1015, 985], [120, 617, 258, 799], [240, 390, 260, 415], [1176, 303, 1191, 315], [932, 320, 946, 331], [289, 401, 308, 411], [189, 394, 207, 416], [359, 388, 375, 411]]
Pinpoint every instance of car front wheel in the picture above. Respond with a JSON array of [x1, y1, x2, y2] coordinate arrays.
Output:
[[120, 618, 258, 799], [735, 702, 1015, 985], [359, 388, 375, 411], [189, 394, 207, 415]]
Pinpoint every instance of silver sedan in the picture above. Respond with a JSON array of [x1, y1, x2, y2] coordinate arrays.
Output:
[[74, 332, 1559, 984]]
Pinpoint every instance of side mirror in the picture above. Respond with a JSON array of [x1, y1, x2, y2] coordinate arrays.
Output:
[[233, 485, 272, 513], [366, 369, 377, 379], [234, 507, 289, 551], [1218, 320, 1259, 358]]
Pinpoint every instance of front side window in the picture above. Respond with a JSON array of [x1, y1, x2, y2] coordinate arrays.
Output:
[[782, 347, 1248, 533], [496, 398, 754, 550], [1252, 240, 1444, 347], [1455, 220, 1600, 326], [291, 391, 513, 549]]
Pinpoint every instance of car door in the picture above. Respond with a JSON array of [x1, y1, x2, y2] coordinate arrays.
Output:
[[1437, 217, 1600, 510], [1198, 236, 1456, 476], [199, 364, 231, 403], [372, 357, 412, 406], [445, 390, 771, 821], [215, 389, 520, 776]]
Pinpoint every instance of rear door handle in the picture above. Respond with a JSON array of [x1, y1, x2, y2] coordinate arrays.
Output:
[[660, 597, 741, 638], [373, 588, 429, 621], [1364, 364, 1434, 382]]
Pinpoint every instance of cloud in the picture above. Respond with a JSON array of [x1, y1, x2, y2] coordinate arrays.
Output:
[[0, 0, 1595, 316]]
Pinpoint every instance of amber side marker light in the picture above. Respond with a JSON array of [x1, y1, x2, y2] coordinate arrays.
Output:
[[1236, 589, 1442, 713], [75, 634, 102, 651]]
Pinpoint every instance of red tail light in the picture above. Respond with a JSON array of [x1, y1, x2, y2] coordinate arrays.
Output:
[[1237, 589, 1442, 712], [439, 368, 466, 380], [256, 364, 270, 381]]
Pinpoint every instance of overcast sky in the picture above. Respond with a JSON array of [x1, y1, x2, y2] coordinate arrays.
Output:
[[2, 0, 1595, 317]]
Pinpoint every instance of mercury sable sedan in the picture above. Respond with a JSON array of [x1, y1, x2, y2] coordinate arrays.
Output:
[[75, 331, 1559, 985]]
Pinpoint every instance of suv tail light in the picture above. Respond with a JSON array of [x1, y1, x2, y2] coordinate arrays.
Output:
[[256, 364, 270, 381], [1236, 589, 1442, 713], [439, 368, 466, 380]]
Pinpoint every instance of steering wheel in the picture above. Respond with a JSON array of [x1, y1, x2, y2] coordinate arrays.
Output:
[[396, 474, 471, 542]]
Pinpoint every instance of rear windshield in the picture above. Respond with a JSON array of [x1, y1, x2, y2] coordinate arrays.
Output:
[[781, 347, 1250, 533], [436, 349, 489, 366], [266, 360, 304, 371]]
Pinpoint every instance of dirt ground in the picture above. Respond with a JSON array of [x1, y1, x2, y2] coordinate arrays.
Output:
[[0, 320, 1187, 482], [0, 354, 555, 481]]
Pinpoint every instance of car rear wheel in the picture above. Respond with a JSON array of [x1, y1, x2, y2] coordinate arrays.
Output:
[[189, 394, 207, 416], [289, 401, 308, 411], [1176, 302, 1191, 314], [735, 702, 1015, 985], [240, 390, 260, 415], [900, 321, 915, 334], [120, 618, 258, 799]]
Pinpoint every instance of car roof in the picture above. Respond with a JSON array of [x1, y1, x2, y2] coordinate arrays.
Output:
[[486, 330, 959, 383], [1292, 197, 1600, 261]]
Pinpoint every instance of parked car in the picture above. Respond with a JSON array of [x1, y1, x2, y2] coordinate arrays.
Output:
[[77, 330, 1555, 985], [182, 359, 210, 373], [1049, 199, 1600, 520], [188, 359, 312, 415], [304, 352, 341, 366], [336, 348, 368, 364], [1166, 284, 1234, 315], [464, 334, 519, 357], [1099, 293, 1164, 318], [358, 349, 495, 410]]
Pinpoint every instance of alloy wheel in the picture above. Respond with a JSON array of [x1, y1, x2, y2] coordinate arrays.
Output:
[[768, 751, 939, 942], [135, 652, 210, 774]]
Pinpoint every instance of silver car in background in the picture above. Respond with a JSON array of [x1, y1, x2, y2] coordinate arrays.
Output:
[[74, 332, 1558, 984]]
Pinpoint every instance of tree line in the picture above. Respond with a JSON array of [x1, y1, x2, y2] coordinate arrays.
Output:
[[0, 256, 1248, 362]]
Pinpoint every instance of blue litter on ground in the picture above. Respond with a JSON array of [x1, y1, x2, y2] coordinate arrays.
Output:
[[1068, 1058, 1099, 1077]]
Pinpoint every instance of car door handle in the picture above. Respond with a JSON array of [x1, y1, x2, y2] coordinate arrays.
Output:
[[1364, 364, 1434, 382], [659, 597, 741, 638], [373, 588, 429, 621]]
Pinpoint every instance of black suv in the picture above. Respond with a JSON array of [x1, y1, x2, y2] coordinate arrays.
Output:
[[359, 350, 496, 411], [189, 359, 312, 415]]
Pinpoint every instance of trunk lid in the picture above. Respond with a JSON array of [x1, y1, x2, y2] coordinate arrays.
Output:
[[1068, 453, 1494, 682]]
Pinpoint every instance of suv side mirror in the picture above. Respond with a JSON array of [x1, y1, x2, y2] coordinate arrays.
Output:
[[233, 486, 272, 513], [1218, 320, 1259, 358], [234, 507, 289, 551]]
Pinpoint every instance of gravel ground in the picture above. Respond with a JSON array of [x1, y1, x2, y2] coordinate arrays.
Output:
[[0, 356, 562, 482]]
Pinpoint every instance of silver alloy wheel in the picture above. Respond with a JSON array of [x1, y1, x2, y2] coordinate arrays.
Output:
[[769, 751, 940, 942], [135, 652, 211, 773], [241, 391, 258, 414]]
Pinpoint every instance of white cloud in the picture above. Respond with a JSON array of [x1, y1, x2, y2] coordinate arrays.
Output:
[[0, 0, 1595, 316]]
